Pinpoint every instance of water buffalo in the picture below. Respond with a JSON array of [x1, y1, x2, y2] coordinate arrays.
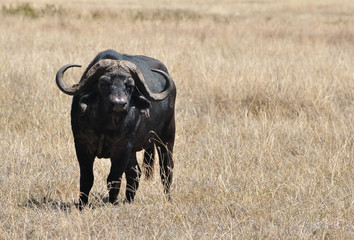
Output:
[[55, 49, 176, 208]]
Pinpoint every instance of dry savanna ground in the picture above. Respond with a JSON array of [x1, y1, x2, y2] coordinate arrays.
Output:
[[0, 0, 353, 239]]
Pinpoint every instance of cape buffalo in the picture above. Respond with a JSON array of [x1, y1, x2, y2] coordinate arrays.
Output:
[[55, 49, 176, 208]]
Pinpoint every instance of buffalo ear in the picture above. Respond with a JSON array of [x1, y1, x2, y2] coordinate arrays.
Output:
[[136, 95, 151, 109], [132, 90, 151, 110], [133, 94, 151, 118]]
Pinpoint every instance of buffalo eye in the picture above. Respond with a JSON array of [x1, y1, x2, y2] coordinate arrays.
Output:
[[124, 77, 135, 88], [98, 76, 111, 90]]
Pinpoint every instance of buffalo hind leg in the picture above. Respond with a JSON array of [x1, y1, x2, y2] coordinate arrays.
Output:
[[157, 142, 174, 200], [125, 153, 142, 203], [143, 144, 155, 180]]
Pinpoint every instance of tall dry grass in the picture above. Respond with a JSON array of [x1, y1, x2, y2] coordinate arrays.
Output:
[[0, 0, 353, 239]]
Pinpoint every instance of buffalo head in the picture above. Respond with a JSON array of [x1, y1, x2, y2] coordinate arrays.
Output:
[[56, 59, 173, 113]]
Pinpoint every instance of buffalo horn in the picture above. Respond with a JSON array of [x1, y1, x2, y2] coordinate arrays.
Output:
[[123, 61, 173, 101], [55, 59, 114, 96], [55, 64, 82, 95], [56, 59, 173, 101]]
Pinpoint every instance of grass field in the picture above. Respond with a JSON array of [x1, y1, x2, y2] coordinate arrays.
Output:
[[0, 0, 353, 239]]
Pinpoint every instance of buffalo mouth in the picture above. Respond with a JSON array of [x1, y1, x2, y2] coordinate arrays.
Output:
[[112, 105, 128, 113], [105, 104, 128, 114]]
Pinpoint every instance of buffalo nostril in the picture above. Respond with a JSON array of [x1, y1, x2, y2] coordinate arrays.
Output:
[[110, 95, 127, 110], [112, 97, 127, 105]]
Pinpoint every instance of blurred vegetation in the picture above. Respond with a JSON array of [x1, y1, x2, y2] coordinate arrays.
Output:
[[1, 2, 231, 23], [2, 3, 64, 18]]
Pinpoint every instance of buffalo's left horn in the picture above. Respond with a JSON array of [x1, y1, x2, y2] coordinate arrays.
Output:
[[122, 61, 174, 101]]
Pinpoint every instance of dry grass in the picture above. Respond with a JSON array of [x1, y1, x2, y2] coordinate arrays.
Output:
[[0, 0, 353, 239]]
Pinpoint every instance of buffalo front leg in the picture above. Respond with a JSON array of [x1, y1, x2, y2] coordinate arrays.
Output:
[[125, 153, 142, 203], [107, 149, 132, 204], [107, 162, 124, 204], [107, 112, 141, 204], [75, 146, 95, 209]]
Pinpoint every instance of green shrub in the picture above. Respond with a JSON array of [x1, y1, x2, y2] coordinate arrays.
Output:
[[2, 3, 64, 19]]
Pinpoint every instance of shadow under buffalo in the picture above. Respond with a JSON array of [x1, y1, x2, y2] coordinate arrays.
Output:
[[21, 193, 113, 211]]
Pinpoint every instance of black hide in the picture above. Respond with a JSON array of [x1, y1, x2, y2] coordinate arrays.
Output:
[[67, 50, 176, 207]]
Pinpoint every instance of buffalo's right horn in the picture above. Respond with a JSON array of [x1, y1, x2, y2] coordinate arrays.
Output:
[[55, 64, 82, 95], [55, 59, 115, 96]]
